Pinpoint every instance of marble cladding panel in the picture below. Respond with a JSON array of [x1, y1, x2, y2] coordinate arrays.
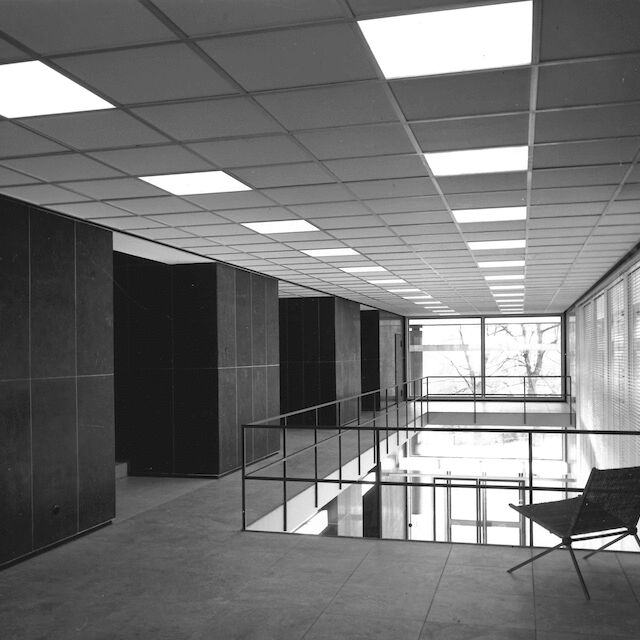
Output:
[[0, 195, 114, 567]]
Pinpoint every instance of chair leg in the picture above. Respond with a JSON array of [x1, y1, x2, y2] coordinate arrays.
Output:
[[584, 532, 629, 560], [633, 533, 640, 551], [568, 545, 590, 600], [507, 541, 564, 573]]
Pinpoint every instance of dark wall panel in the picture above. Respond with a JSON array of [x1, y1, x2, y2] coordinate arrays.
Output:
[[31, 378, 78, 549], [1, 196, 114, 567], [173, 264, 217, 369], [0, 380, 31, 564], [78, 375, 115, 531], [251, 274, 267, 365], [0, 200, 29, 380], [173, 369, 218, 475], [76, 224, 113, 376], [115, 257, 278, 476], [30, 211, 75, 379]]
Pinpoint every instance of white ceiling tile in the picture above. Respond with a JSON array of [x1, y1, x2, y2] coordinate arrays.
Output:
[[111, 197, 201, 215], [88, 145, 213, 175], [0, 184, 88, 204], [348, 177, 438, 199], [1, 153, 122, 181], [183, 192, 274, 209], [391, 67, 530, 120], [0, 122, 66, 158], [132, 98, 283, 141], [326, 155, 427, 182], [365, 196, 446, 214], [0, 0, 175, 55], [0, 166, 39, 186], [48, 202, 133, 219], [200, 23, 376, 91], [56, 44, 238, 104], [263, 184, 355, 205], [255, 82, 397, 130], [61, 178, 166, 200], [94, 216, 166, 230], [188, 135, 312, 168], [216, 207, 295, 222], [290, 201, 371, 217], [134, 228, 194, 240], [153, 0, 346, 36], [295, 123, 414, 160], [20, 110, 168, 150], [233, 162, 334, 188]]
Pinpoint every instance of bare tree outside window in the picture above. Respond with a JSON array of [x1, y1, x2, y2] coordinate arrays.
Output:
[[409, 317, 562, 398]]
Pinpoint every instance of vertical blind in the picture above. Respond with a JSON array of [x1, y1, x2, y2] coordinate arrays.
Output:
[[575, 260, 640, 469]]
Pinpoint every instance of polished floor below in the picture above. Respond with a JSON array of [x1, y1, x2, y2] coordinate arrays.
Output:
[[2, 473, 640, 640]]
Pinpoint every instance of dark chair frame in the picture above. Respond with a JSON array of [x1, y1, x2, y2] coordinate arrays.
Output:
[[507, 466, 640, 599]]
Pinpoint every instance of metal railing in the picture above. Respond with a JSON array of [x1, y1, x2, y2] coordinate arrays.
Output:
[[242, 374, 576, 537], [242, 408, 640, 551]]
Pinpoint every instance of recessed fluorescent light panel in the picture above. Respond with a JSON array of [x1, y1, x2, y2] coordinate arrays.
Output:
[[0, 60, 114, 118], [140, 171, 250, 195], [340, 266, 387, 273], [485, 274, 525, 281], [468, 239, 526, 251], [242, 220, 318, 234], [453, 207, 527, 223], [478, 260, 526, 268], [403, 295, 433, 300], [389, 288, 420, 293], [425, 146, 528, 176], [368, 279, 405, 284], [358, 1, 532, 79], [490, 285, 525, 290], [301, 248, 360, 257]]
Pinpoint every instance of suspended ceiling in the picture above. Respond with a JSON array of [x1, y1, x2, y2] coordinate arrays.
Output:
[[1, 0, 639, 316]]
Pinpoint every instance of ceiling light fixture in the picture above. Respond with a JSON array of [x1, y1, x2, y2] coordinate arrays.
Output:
[[468, 239, 526, 251], [453, 207, 527, 223], [478, 260, 526, 268], [301, 248, 360, 257], [389, 288, 421, 293], [358, 1, 532, 79], [242, 220, 318, 234], [425, 146, 528, 176], [490, 285, 525, 290], [0, 60, 115, 118], [139, 170, 251, 195], [403, 295, 433, 300], [368, 278, 405, 284], [485, 274, 525, 281], [340, 266, 387, 273]]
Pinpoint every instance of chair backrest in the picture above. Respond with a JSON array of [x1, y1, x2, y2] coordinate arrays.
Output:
[[572, 466, 640, 532]]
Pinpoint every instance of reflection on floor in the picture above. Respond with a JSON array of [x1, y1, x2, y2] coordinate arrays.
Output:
[[2, 473, 640, 640]]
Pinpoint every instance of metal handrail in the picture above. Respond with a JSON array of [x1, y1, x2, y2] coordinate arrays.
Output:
[[242, 417, 640, 546]]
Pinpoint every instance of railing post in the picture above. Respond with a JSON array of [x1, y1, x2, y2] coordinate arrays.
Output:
[[528, 431, 533, 547], [523, 376, 527, 425], [282, 421, 288, 533], [357, 397, 361, 476], [338, 402, 342, 490], [385, 388, 389, 453], [375, 428, 382, 539], [426, 377, 430, 423], [241, 423, 246, 531], [473, 376, 477, 424]]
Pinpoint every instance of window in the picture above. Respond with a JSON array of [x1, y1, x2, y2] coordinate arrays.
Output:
[[409, 318, 481, 395], [485, 316, 562, 397], [409, 316, 562, 398]]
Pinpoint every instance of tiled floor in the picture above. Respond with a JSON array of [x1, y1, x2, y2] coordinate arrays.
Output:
[[1, 473, 639, 640]]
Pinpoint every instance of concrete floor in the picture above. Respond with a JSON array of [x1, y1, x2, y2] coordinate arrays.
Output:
[[2, 473, 640, 640]]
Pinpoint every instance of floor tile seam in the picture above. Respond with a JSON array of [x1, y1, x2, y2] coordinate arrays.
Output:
[[299, 541, 378, 640], [418, 542, 453, 638]]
